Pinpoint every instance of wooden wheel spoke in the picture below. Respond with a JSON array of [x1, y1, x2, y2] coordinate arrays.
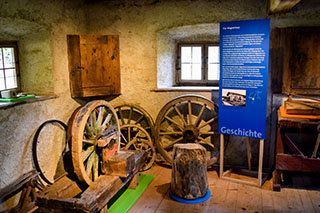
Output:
[[173, 105, 187, 126], [163, 137, 183, 150], [164, 115, 184, 131], [125, 138, 138, 150], [96, 106, 105, 132], [133, 142, 139, 150], [159, 131, 183, 135], [120, 132, 128, 144], [119, 107, 125, 125], [91, 111, 97, 135], [137, 138, 150, 143], [199, 131, 215, 135], [127, 107, 133, 124], [132, 130, 141, 142], [194, 104, 206, 127], [120, 140, 126, 146], [197, 136, 214, 148], [93, 154, 99, 181], [83, 139, 95, 145], [134, 114, 145, 125], [125, 137, 137, 150], [145, 147, 152, 152], [85, 152, 95, 177], [188, 101, 192, 125], [197, 117, 215, 130], [81, 146, 94, 162], [100, 113, 112, 132], [128, 126, 131, 143], [85, 123, 94, 138]]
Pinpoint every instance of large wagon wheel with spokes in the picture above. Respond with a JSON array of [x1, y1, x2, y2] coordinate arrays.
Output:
[[114, 103, 155, 140], [155, 95, 219, 166], [120, 124, 156, 171], [69, 100, 120, 186]]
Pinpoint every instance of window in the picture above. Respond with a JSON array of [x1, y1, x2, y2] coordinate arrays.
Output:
[[176, 43, 219, 86], [0, 42, 20, 91]]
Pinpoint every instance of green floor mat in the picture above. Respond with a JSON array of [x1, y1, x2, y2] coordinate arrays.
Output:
[[108, 174, 155, 213]]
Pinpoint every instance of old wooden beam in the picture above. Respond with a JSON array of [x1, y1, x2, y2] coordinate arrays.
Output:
[[0, 170, 38, 203], [269, 0, 301, 14], [102, 150, 135, 177], [36, 150, 145, 212]]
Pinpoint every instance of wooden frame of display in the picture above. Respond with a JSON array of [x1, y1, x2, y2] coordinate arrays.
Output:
[[219, 134, 265, 187]]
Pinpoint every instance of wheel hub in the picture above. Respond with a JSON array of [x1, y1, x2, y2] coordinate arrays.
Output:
[[183, 125, 198, 142]]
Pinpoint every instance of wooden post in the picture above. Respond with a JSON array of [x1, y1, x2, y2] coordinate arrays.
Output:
[[258, 139, 264, 186], [312, 125, 320, 158], [247, 138, 252, 170], [220, 134, 224, 178], [128, 173, 140, 189], [171, 143, 208, 199]]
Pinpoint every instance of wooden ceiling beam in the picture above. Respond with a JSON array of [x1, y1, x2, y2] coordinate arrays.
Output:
[[269, 0, 301, 14]]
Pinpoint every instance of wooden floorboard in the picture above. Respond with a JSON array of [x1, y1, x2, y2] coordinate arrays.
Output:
[[307, 189, 320, 213], [235, 183, 262, 212], [130, 164, 320, 213], [261, 188, 275, 213]]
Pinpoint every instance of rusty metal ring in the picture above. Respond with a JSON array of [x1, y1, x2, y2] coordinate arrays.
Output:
[[32, 120, 68, 185]]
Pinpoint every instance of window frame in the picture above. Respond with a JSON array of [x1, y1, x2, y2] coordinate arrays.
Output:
[[175, 42, 220, 86], [0, 41, 21, 92]]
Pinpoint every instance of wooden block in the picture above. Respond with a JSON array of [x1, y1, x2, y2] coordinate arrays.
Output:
[[38, 176, 82, 199], [102, 151, 135, 177], [171, 143, 208, 199], [36, 176, 82, 212], [128, 173, 140, 189], [77, 175, 121, 211], [285, 100, 320, 115], [36, 197, 79, 212]]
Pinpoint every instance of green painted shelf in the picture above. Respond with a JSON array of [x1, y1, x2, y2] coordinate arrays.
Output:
[[0, 95, 36, 102]]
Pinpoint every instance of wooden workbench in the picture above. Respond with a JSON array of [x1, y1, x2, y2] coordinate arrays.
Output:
[[272, 106, 320, 191]]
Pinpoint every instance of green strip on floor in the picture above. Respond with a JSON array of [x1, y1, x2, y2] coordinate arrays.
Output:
[[108, 174, 155, 213]]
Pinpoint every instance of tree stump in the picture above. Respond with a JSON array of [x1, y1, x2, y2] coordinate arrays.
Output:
[[171, 143, 208, 199]]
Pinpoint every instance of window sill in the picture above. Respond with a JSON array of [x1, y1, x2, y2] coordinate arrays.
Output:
[[0, 95, 57, 110], [151, 86, 219, 92]]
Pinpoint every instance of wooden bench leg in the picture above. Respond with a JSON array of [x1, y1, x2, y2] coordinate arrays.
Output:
[[100, 205, 108, 213], [128, 173, 140, 189], [272, 169, 281, 191]]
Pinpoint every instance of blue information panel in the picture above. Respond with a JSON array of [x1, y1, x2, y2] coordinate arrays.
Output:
[[218, 19, 270, 139]]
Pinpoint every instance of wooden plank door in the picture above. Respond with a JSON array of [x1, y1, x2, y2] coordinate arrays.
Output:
[[67, 34, 120, 98]]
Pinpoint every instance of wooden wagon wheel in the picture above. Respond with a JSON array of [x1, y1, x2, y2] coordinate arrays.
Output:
[[155, 95, 219, 166], [114, 103, 155, 141], [119, 124, 156, 171], [70, 100, 120, 186]]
